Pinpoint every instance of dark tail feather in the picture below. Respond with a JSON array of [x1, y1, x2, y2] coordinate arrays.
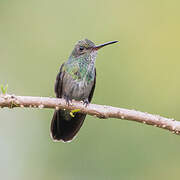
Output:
[[50, 110, 86, 142]]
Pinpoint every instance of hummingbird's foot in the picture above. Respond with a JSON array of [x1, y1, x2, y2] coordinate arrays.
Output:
[[64, 96, 72, 106], [83, 99, 89, 107]]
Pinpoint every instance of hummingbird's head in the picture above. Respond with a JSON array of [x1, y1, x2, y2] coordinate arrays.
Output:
[[70, 38, 118, 60], [71, 39, 95, 58]]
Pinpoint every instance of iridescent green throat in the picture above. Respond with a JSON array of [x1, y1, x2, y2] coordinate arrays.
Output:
[[63, 53, 96, 84]]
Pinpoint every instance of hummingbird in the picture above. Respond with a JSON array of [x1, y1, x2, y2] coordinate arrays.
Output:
[[50, 39, 118, 142]]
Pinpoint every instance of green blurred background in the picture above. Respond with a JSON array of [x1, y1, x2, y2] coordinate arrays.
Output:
[[1, 0, 180, 179]]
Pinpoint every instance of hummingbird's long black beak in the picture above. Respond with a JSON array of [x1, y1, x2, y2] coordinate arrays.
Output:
[[93, 40, 118, 50]]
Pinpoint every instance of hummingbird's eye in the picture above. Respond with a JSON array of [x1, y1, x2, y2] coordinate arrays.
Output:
[[79, 46, 84, 51]]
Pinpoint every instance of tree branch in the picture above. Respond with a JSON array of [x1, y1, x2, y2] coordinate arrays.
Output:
[[0, 94, 180, 135]]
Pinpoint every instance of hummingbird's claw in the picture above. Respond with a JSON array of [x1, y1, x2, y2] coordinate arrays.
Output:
[[83, 99, 89, 107], [64, 96, 72, 106]]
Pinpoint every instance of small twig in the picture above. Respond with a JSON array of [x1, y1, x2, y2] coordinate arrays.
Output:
[[0, 84, 8, 94], [0, 94, 180, 135]]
